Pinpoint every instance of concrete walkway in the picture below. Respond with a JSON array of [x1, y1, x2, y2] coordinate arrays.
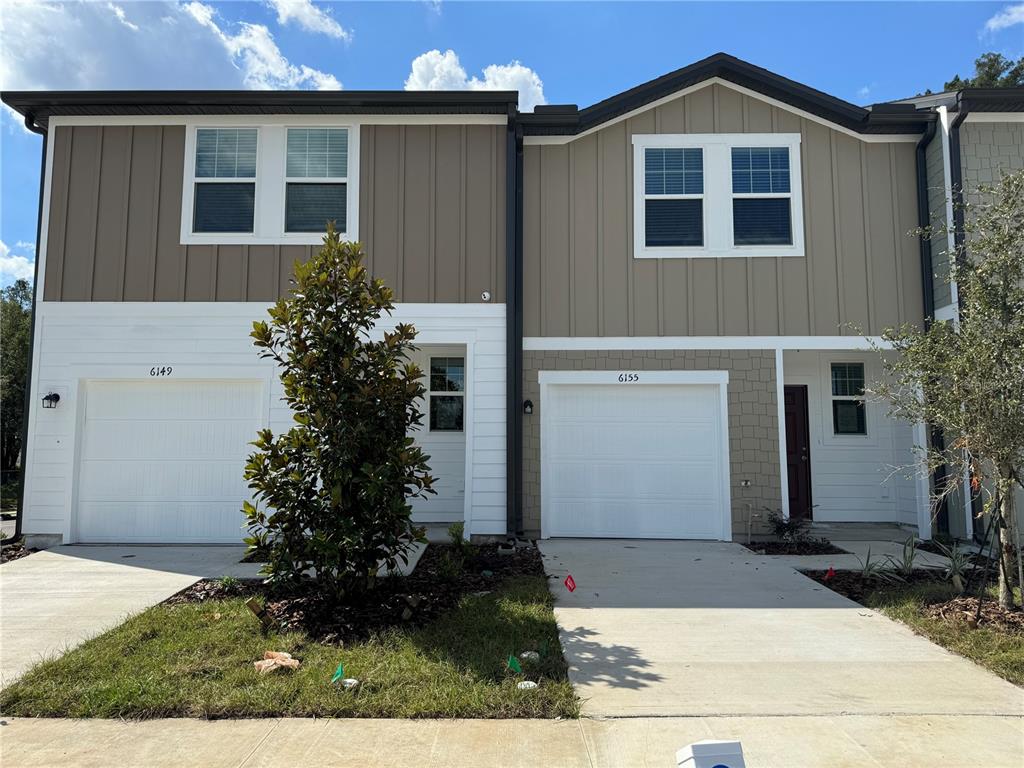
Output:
[[1, 714, 1022, 767], [0, 545, 258, 686], [538, 539, 1023, 719]]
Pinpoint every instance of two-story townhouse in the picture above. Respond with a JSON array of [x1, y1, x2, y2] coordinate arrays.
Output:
[[6, 54, 1021, 548], [3, 90, 515, 545], [898, 86, 1024, 541]]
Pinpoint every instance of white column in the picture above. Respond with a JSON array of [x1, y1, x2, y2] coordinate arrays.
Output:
[[775, 348, 790, 519], [913, 419, 932, 540]]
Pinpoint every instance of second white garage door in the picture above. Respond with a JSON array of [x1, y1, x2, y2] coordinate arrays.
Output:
[[541, 375, 730, 540], [76, 380, 262, 543]]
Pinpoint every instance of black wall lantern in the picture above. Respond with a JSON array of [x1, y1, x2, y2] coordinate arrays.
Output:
[[42, 392, 61, 409], [523, 399, 533, 415]]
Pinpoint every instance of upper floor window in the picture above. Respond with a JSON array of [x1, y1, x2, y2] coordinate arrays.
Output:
[[633, 134, 803, 259], [285, 128, 348, 233], [193, 129, 257, 234], [181, 122, 357, 246]]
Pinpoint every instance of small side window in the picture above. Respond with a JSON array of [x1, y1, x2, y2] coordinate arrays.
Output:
[[192, 128, 257, 233], [428, 357, 465, 432], [831, 362, 866, 435]]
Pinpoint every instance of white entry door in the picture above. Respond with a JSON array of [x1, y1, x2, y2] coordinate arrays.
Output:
[[541, 375, 730, 540], [75, 380, 262, 543]]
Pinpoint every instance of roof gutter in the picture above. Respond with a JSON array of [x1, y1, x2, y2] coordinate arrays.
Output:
[[14, 111, 47, 543], [914, 117, 938, 326], [504, 110, 524, 537]]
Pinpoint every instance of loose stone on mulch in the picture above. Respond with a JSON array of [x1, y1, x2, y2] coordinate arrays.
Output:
[[0, 538, 37, 564], [164, 543, 544, 646]]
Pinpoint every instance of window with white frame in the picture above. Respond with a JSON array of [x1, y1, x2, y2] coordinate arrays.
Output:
[[633, 134, 803, 259], [182, 122, 356, 245], [428, 356, 465, 432], [830, 362, 866, 435], [192, 128, 257, 233], [285, 128, 349, 233]]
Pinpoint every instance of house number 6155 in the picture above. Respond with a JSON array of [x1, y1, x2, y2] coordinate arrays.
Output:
[[150, 366, 173, 377], [617, 373, 639, 383]]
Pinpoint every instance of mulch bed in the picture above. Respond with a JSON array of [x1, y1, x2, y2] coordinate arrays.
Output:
[[165, 542, 544, 645], [802, 569, 943, 603], [924, 595, 1024, 635], [743, 539, 849, 556], [0, 538, 37, 564]]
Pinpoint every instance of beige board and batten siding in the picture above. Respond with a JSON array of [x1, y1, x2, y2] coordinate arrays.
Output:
[[524, 83, 924, 337], [42, 124, 506, 303]]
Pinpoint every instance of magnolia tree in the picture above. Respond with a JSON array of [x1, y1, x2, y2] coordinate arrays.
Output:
[[243, 226, 434, 598], [872, 170, 1024, 611]]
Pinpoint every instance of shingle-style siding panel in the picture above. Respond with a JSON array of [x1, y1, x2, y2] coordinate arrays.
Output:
[[523, 84, 924, 337], [925, 128, 952, 308], [43, 123, 506, 303], [522, 349, 780, 537]]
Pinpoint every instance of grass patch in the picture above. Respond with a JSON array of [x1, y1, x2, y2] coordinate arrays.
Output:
[[859, 580, 1024, 687], [0, 575, 578, 719]]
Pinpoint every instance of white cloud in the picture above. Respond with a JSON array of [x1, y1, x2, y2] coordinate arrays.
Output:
[[985, 3, 1024, 32], [265, 0, 350, 41], [856, 83, 876, 101], [405, 49, 545, 111], [0, 0, 340, 92], [184, 2, 340, 89], [15, 242, 36, 254], [0, 241, 35, 283], [106, 2, 139, 32]]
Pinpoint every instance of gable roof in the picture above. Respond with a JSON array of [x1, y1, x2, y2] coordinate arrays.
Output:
[[520, 52, 931, 137], [892, 88, 1024, 113], [0, 90, 518, 131]]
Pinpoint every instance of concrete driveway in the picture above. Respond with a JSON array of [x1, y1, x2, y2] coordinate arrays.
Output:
[[0, 545, 258, 687], [539, 539, 1024, 718]]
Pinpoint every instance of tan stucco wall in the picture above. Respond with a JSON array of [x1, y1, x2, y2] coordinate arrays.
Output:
[[523, 83, 924, 337], [43, 123, 506, 303], [522, 349, 781, 538]]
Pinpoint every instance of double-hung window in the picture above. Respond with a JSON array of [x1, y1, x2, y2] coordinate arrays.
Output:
[[285, 128, 349, 233], [428, 357, 465, 432], [633, 134, 803, 259], [192, 128, 257, 234], [182, 123, 357, 245], [831, 362, 867, 435]]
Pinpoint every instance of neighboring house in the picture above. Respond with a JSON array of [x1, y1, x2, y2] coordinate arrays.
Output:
[[3, 54, 1022, 547]]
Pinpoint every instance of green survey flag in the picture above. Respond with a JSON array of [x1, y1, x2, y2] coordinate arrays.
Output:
[[507, 655, 522, 674], [331, 662, 345, 684]]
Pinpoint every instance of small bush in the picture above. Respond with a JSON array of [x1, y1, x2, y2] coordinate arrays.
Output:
[[766, 509, 811, 542]]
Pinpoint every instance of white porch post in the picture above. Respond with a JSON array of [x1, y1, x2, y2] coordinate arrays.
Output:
[[775, 348, 790, 519], [962, 467, 974, 539], [913, 419, 932, 540]]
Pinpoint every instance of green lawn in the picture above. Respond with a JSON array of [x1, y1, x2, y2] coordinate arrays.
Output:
[[863, 581, 1023, 687], [0, 576, 579, 719]]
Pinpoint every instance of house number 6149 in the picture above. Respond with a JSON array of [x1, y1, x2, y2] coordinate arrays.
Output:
[[150, 366, 173, 377], [617, 373, 639, 383]]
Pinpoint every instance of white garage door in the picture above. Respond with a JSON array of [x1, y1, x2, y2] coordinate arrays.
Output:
[[76, 380, 262, 543], [543, 381, 729, 539]]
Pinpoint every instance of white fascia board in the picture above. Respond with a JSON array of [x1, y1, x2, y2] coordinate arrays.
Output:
[[523, 78, 921, 147], [523, 336, 891, 351], [49, 114, 507, 127], [37, 301, 506, 319], [963, 112, 1024, 123]]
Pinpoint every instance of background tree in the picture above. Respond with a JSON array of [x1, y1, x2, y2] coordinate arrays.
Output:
[[243, 227, 434, 598], [871, 170, 1024, 611], [1, 279, 32, 482], [945, 52, 1024, 90]]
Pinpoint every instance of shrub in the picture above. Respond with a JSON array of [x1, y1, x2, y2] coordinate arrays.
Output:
[[242, 226, 434, 598], [765, 509, 811, 542]]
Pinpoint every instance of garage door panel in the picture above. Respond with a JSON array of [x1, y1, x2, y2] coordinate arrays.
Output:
[[81, 420, 258, 460], [543, 381, 728, 540], [76, 380, 261, 543]]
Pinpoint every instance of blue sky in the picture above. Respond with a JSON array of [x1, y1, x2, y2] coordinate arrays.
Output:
[[2, 1, 1023, 286]]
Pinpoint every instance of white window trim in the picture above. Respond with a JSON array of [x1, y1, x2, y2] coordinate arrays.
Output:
[[828, 360, 868, 437], [427, 354, 466, 434], [181, 122, 360, 246], [632, 133, 804, 259]]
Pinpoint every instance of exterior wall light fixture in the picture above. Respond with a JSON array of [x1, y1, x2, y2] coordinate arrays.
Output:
[[42, 392, 61, 409], [523, 399, 533, 414]]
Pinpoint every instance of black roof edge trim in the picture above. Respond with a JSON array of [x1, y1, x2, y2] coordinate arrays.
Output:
[[521, 52, 933, 136]]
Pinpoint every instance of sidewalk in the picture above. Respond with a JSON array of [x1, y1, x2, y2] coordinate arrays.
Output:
[[1, 714, 1022, 767]]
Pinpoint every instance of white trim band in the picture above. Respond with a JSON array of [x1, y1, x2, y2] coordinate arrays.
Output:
[[523, 336, 892, 351]]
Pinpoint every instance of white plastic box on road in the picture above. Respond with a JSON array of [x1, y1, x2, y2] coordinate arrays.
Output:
[[677, 740, 746, 768]]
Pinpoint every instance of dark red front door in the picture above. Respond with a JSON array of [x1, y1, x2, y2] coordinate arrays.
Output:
[[784, 385, 812, 521]]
